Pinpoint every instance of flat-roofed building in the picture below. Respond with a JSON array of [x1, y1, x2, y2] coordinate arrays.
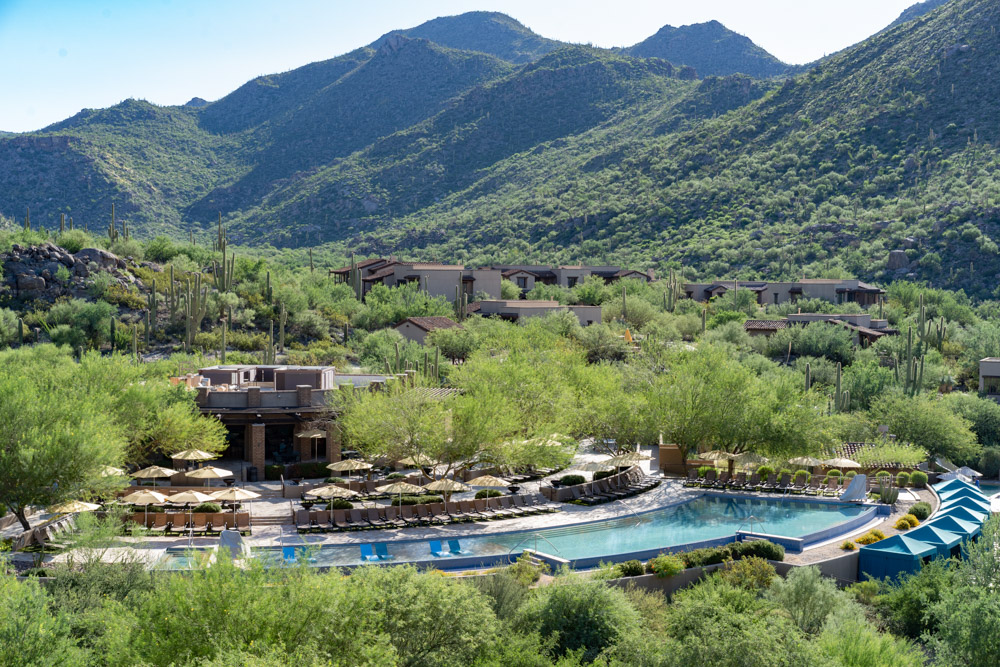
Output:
[[980, 358, 1000, 395], [331, 258, 501, 302], [476, 300, 602, 326], [683, 279, 885, 307], [492, 264, 654, 292]]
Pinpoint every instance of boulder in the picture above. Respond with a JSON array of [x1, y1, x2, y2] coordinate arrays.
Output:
[[887, 250, 910, 270], [16, 274, 45, 291], [75, 247, 120, 269]]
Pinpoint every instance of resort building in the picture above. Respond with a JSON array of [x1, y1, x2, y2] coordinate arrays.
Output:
[[394, 316, 461, 345], [492, 264, 654, 293], [181, 365, 397, 479], [979, 357, 1000, 395], [475, 300, 602, 326], [743, 313, 897, 345], [330, 257, 501, 303], [684, 279, 885, 307]]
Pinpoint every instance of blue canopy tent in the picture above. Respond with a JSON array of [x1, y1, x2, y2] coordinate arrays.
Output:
[[934, 505, 987, 525], [940, 495, 992, 515], [859, 535, 938, 581], [925, 514, 982, 540], [902, 524, 963, 558], [933, 479, 978, 494], [938, 486, 990, 503]]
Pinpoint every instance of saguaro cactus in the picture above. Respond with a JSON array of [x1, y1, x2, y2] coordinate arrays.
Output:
[[805, 363, 811, 391], [278, 302, 287, 353]]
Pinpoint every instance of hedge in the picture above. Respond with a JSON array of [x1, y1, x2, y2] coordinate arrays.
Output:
[[390, 495, 443, 506], [559, 474, 585, 486], [475, 489, 503, 499], [191, 502, 222, 514], [909, 501, 932, 521], [264, 464, 285, 481]]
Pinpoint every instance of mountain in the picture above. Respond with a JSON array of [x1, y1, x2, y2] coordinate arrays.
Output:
[[627, 20, 790, 78], [888, 0, 953, 29], [3, 2, 1000, 296], [373, 11, 563, 64]]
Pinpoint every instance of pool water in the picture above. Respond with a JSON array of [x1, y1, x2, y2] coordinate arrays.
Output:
[[248, 495, 869, 568], [977, 482, 1000, 497]]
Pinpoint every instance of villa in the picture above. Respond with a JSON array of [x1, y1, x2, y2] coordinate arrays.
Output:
[[684, 279, 885, 307], [744, 312, 898, 345]]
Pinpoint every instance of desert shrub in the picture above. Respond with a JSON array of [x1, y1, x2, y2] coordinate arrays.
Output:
[[558, 474, 585, 486], [109, 238, 144, 260], [767, 565, 843, 634], [647, 554, 685, 577], [846, 579, 880, 605], [855, 529, 887, 545], [326, 499, 353, 510], [902, 513, 920, 527], [874, 558, 953, 638], [730, 540, 785, 562], [390, 495, 442, 506], [475, 489, 503, 499], [192, 503, 222, 514], [909, 470, 928, 487], [616, 560, 645, 578], [385, 473, 404, 480], [264, 464, 284, 480], [144, 236, 180, 263], [894, 517, 913, 530], [680, 547, 730, 569], [896, 472, 911, 487], [909, 501, 932, 521], [827, 469, 843, 477], [508, 552, 549, 586], [54, 229, 93, 253], [718, 556, 776, 591], [841, 541, 857, 551], [817, 605, 924, 667]]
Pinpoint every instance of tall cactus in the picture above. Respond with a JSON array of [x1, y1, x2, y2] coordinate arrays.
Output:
[[23, 207, 30, 231], [220, 318, 228, 364], [108, 203, 118, 242], [110, 316, 117, 350], [833, 362, 850, 412], [308, 247, 314, 273], [59, 213, 65, 234], [144, 310, 151, 349], [265, 271, 272, 304], [147, 278, 158, 331], [131, 325, 139, 360], [700, 308, 707, 333], [212, 212, 235, 292], [805, 362, 811, 391], [278, 302, 287, 353], [262, 320, 276, 364], [184, 274, 208, 352], [17, 318, 24, 346], [621, 284, 627, 323]]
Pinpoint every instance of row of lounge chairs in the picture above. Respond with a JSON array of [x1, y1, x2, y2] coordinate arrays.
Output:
[[296, 495, 560, 533], [566, 471, 661, 506], [683, 470, 851, 497], [135, 512, 252, 536]]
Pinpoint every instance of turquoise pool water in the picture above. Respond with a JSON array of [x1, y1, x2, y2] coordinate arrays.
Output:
[[245, 495, 870, 568], [977, 481, 1000, 497]]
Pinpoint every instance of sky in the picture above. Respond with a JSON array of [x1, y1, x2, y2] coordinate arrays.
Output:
[[0, 0, 919, 133]]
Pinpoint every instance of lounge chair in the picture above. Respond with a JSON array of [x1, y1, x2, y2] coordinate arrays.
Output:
[[761, 474, 778, 492], [821, 478, 839, 497], [417, 504, 445, 525], [776, 474, 792, 493], [373, 543, 394, 560], [682, 469, 700, 487], [399, 505, 423, 526], [150, 514, 170, 534], [383, 506, 407, 529], [296, 509, 312, 533], [191, 514, 209, 536], [700, 470, 717, 488], [331, 509, 351, 531], [512, 496, 540, 515], [359, 544, 379, 562], [790, 474, 808, 494], [366, 508, 390, 529], [803, 478, 822, 496], [350, 509, 372, 529], [430, 540, 448, 558], [473, 498, 496, 519], [428, 503, 452, 523], [746, 474, 761, 492], [730, 472, 747, 490], [713, 472, 731, 490], [499, 497, 529, 516], [447, 539, 468, 555], [283, 546, 299, 564]]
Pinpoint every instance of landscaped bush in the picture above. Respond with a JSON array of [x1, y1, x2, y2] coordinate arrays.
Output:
[[593, 469, 616, 481], [390, 495, 443, 506], [326, 499, 353, 510], [845, 470, 857, 478], [647, 554, 684, 577], [559, 474, 585, 487], [757, 465, 775, 477], [778, 468, 792, 477], [909, 501, 932, 521], [192, 503, 222, 514], [910, 471, 928, 487], [287, 461, 330, 479], [846, 579, 879, 604], [697, 465, 715, 478], [264, 464, 285, 481], [896, 472, 910, 487], [794, 469, 811, 482], [827, 469, 843, 478], [902, 513, 920, 528], [730, 540, 785, 562], [979, 446, 1000, 479], [841, 541, 857, 551], [615, 560, 645, 578], [718, 556, 776, 591], [895, 517, 914, 530], [855, 529, 887, 545], [475, 489, 503, 499]]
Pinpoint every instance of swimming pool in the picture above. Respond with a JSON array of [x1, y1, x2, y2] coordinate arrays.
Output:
[[242, 495, 873, 569], [977, 481, 1000, 497]]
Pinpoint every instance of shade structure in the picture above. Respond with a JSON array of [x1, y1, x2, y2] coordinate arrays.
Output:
[[733, 452, 768, 466], [936, 472, 973, 483], [933, 478, 978, 493], [570, 461, 613, 473], [377, 481, 425, 508], [940, 496, 992, 515], [100, 466, 125, 477], [170, 449, 217, 461], [210, 488, 262, 502], [131, 465, 178, 487], [954, 465, 983, 478], [308, 485, 360, 500], [859, 535, 938, 581], [788, 456, 822, 467], [327, 459, 373, 472], [926, 514, 982, 539], [468, 475, 509, 488], [903, 524, 964, 558], [167, 491, 217, 505], [121, 490, 168, 505], [49, 500, 101, 514], [935, 505, 988, 524], [186, 466, 235, 487], [608, 452, 652, 466], [424, 479, 471, 493], [700, 450, 734, 462], [822, 458, 861, 468], [939, 486, 990, 503], [397, 454, 438, 468]]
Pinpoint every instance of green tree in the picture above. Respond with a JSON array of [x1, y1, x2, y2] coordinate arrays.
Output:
[[868, 394, 980, 466], [0, 577, 83, 666]]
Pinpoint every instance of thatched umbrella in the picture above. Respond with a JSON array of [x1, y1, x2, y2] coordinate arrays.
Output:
[[424, 478, 470, 513], [377, 481, 426, 509], [131, 465, 178, 488], [186, 466, 235, 487]]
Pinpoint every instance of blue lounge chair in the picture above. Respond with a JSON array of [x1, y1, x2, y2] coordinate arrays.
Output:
[[374, 542, 394, 560], [430, 540, 447, 557], [282, 546, 298, 564], [447, 539, 468, 555], [360, 543, 380, 562]]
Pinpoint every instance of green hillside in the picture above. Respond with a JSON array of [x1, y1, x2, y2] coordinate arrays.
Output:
[[627, 21, 791, 78], [2, 2, 1000, 295]]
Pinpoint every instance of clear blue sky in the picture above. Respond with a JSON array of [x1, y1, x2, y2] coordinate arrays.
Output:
[[0, 0, 917, 132]]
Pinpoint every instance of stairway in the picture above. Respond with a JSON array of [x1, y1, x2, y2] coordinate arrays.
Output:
[[251, 515, 292, 526]]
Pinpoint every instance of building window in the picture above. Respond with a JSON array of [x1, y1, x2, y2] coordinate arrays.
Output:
[[517, 277, 527, 289], [567, 277, 578, 288], [773, 293, 779, 304]]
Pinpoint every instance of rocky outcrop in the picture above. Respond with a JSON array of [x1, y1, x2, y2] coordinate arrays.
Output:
[[1, 242, 137, 301], [887, 250, 910, 270]]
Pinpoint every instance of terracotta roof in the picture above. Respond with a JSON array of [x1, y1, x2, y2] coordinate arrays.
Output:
[[363, 266, 396, 281], [466, 301, 481, 313], [502, 269, 538, 278], [331, 257, 390, 274], [743, 320, 789, 331], [396, 317, 461, 332], [825, 319, 896, 338], [839, 442, 903, 469]]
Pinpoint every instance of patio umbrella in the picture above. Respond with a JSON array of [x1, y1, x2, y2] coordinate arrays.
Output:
[[211, 487, 262, 520], [822, 458, 861, 469], [168, 490, 217, 539], [377, 481, 426, 508], [131, 465, 178, 488], [100, 466, 125, 477], [955, 466, 983, 478], [425, 478, 471, 513], [186, 466, 235, 487], [571, 461, 613, 473], [170, 449, 217, 461], [327, 459, 373, 472], [470, 475, 510, 512], [308, 484, 360, 499], [609, 452, 653, 464], [297, 429, 327, 460], [398, 454, 438, 468], [121, 489, 168, 524], [788, 456, 822, 467], [49, 500, 101, 514]]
